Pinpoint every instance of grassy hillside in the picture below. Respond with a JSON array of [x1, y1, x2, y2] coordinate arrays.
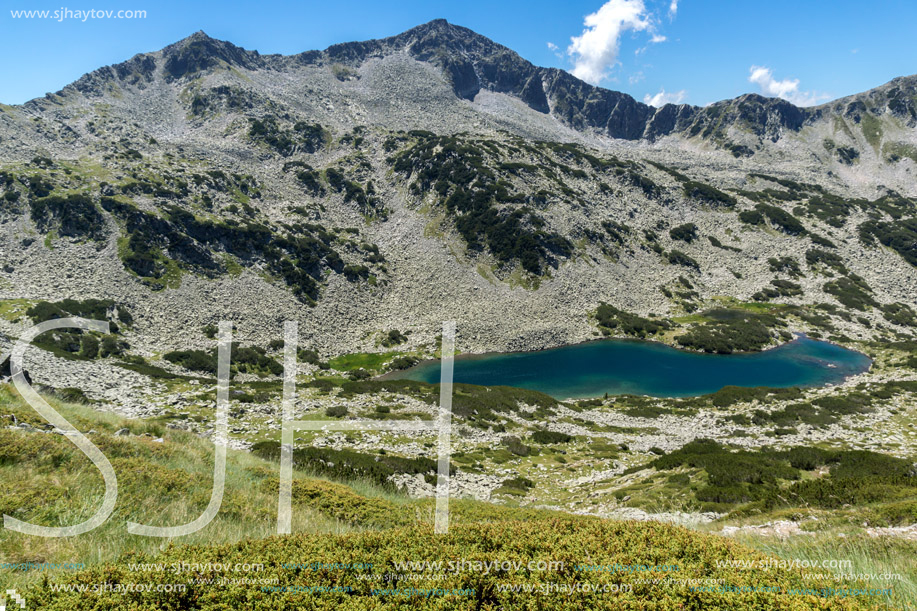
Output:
[[0, 385, 907, 610]]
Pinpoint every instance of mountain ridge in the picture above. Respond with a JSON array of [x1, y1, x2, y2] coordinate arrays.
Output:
[[21, 19, 917, 148]]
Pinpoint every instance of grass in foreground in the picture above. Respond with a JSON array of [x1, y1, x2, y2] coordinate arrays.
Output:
[[0, 385, 904, 610]]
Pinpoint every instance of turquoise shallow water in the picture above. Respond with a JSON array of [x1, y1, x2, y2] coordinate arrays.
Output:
[[389, 336, 872, 399]]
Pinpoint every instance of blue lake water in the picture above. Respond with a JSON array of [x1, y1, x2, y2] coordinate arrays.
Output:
[[389, 337, 872, 399]]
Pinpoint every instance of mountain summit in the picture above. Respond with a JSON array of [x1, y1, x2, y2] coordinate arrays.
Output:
[[20, 19, 917, 151]]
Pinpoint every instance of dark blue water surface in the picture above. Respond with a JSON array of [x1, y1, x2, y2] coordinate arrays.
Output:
[[389, 337, 872, 399]]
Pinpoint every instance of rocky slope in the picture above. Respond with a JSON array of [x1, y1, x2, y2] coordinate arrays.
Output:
[[0, 18, 915, 376]]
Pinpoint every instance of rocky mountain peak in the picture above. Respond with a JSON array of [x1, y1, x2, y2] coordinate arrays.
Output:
[[160, 30, 265, 80], [13, 21, 917, 155]]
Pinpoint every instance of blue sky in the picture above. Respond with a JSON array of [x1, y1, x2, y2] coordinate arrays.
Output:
[[2, 0, 916, 106]]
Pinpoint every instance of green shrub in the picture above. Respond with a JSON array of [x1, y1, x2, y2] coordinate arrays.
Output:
[[705, 386, 802, 408], [381, 329, 407, 347], [738, 209, 765, 225], [650, 439, 917, 516], [767, 256, 803, 278], [595, 303, 672, 336], [495, 476, 536, 495], [51, 387, 93, 404], [683, 181, 736, 207], [232, 344, 283, 376], [99, 336, 126, 358], [708, 235, 741, 252], [669, 223, 698, 243], [809, 233, 836, 248], [882, 302, 917, 327], [26, 298, 129, 326], [676, 309, 781, 353], [752, 279, 803, 301], [79, 335, 99, 359], [297, 348, 320, 365], [389, 356, 419, 370], [502, 435, 531, 457], [601, 220, 631, 244], [343, 264, 369, 281], [755, 204, 807, 235], [531, 430, 573, 444], [325, 405, 348, 418], [823, 276, 878, 310], [163, 349, 216, 374], [859, 217, 917, 267], [251, 440, 450, 489], [29, 193, 106, 240], [248, 117, 326, 156], [805, 248, 847, 273], [667, 249, 699, 270], [102, 197, 343, 304]]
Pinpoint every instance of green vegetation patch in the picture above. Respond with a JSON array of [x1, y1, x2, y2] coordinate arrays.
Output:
[[329, 351, 402, 372], [669, 222, 699, 243], [22, 299, 132, 361], [768, 256, 803, 278], [30, 193, 107, 241], [883, 141, 917, 164], [675, 308, 786, 353], [594, 303, 673, 337], [882, 302, 917, 327], [391, 133, 572, 274], [451, 384, 557, 426], [801, 193, 864, 228], [682, 181, 737, 207], [805, 248, 848, 274], [752, 279, 803, 302], [667, 249, 700, 270], [248, 117, 327, 156], [102, 197, 358, 303], [251, 441, 452, 489], [530, 430, 573, 444], [646, 439, 917, 518], [823, 275, 878, 311], [164, 343, 282, 377], [325, 167, 386, 218], [27, 515, 881, 611], [741, 204, 807, 236], [859, 217, 917, 268]]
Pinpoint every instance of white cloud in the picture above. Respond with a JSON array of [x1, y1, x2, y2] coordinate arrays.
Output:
[[629, 71, 645, 84], [643, 88, 687, 107], [669, 0, 678, 17], [747, 65, 829, 107], [547, 42, 559, 51], [567, 0, 651, 84], [650, 34, 667, 43]]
